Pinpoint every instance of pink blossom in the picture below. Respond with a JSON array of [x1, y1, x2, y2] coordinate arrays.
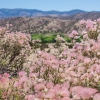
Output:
[[80, 88, 98, 99], [84, 58, 91, 64], [93, 93, 100, 100], [72, 30, 78, 35], [97, 18, 100, 23], [3, 73, 10, 78], [18, 71, 27, 77], [25, 95, 34, 100], [34, 83, 45, 91], [86, 20, 94, 30], [14, 81, 19, 87], [80, 20, 86, 25], [46, 82, 54, 89]]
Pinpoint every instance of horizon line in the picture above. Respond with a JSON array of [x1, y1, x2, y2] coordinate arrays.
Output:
[[0, 8, 97, 12]]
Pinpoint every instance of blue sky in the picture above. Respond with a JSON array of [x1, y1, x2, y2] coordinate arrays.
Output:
[[0, 0, 100, 11]]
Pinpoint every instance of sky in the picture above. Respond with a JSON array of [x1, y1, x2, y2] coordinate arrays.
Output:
[[0, 0, 100, 11]]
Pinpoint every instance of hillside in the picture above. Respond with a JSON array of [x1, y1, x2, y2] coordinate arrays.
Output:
[[0, 17, 78, 34], [0, 11, 100, 34]]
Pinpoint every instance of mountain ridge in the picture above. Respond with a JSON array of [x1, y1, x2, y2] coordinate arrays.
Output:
[[0, 8, 87, 18], [0, 9, 100, 34]]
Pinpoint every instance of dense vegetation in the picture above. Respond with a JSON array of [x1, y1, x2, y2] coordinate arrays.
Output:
[[0, 18, 100, 100], [31, 33, 72, 43]]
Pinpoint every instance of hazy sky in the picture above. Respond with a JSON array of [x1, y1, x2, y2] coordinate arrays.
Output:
[[0, 0, 100, 11]]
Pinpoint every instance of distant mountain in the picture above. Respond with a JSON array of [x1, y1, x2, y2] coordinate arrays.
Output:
[[0, 9, 100, 34], [0, 8, 86, 18], [59, 12, 100, 20]]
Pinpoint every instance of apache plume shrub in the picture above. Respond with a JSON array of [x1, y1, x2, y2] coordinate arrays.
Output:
[[1, 18, 100, 100], [0, 27, 31, 75], [80, 19, 100, 40]]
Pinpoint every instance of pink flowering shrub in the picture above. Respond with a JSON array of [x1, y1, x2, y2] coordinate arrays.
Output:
[[0, 73, 24, 100], [0, 27, 31, 75], [1, 19, 100, 100], [80, 19, 100, 40]]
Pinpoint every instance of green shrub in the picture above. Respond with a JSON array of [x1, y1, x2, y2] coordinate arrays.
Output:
[[31, 34, 57, 43], [75, 35, 83, 42], [64, 37, 72, 43], [41, 35, 56, 43], [31, 34, 42, 40], [31, 33, 73, 43]]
